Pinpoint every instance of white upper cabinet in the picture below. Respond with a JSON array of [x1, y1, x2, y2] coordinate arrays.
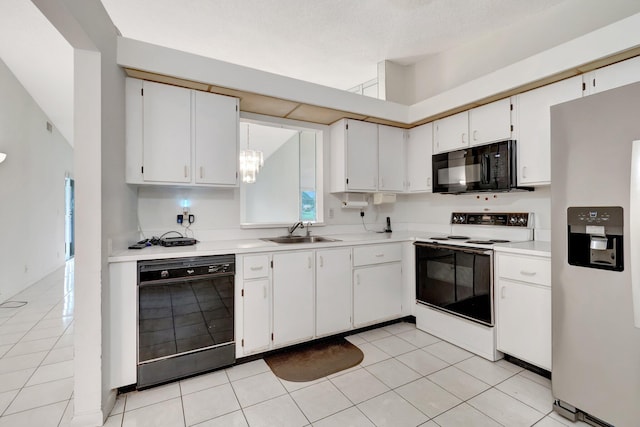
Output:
[[515, 76, 582, 186], [377, 124, 405, 192], [583, 56, 640, 96], [405, 122, 433, 193], [193, 90, 239, 186], [125, 77, 239, 187], [434, 98, 512, 154], [330, 119, 378, 192], [468, 98, 512, 147], [433, 111, 468, 153], [141, 80, 192, 183]]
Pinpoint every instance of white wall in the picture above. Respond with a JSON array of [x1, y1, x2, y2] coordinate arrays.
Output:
[[409, 0, 640, 104], [0, 58, 73, 304], [61, 1, 138, 424]]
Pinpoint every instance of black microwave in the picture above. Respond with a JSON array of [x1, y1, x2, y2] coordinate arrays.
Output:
[[432, 140, 530, 194]]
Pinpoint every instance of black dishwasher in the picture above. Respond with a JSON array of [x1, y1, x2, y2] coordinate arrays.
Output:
[[137, 255, 235, 388]]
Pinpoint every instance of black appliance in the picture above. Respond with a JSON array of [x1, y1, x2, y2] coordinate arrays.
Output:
[[137, 255, 235, 388], [432, 140, 529, 194], [160, 236, 198, 247], [415, 242, 494, 326]]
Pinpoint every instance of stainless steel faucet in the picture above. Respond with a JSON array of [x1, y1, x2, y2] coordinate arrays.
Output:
[[305, 221, 312, 236], [288, 221, 304, 236]]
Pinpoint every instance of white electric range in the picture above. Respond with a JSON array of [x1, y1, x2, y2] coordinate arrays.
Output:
[[414, 212, 534, 361]]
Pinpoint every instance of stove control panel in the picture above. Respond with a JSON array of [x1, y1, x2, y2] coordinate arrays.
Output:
[[451, 212, 532, 227]]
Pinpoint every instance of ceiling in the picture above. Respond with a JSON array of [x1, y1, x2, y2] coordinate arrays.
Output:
[[3, 0, 640, 147], [101, 0, 570, 91]]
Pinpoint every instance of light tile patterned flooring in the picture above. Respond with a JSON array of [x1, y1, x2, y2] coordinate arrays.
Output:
[[0, 262, 593, 427], [0, 260, 74, 427]]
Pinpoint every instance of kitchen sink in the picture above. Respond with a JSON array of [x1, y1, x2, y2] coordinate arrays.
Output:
[[263, 235, 341, 244]]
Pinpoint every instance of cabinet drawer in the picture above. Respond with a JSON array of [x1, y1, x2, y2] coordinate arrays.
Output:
[[243, 255, 270, 279], [353, 243, 402, 266], [497, 253, 550, 286]]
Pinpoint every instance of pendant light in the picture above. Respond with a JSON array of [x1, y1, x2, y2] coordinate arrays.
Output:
[[0, 153, 6, 164], [239, 125, 263, 183]]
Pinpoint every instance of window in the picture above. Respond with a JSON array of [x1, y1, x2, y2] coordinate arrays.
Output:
[[240, 120, 323, 227]]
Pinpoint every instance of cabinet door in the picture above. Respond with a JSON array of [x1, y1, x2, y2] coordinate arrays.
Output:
[[242, 279, 271, 355], [406, 123, 433, 192], [469, 98, 512, 147], [496, 279, 551, 370], [194, 91, 239, 186], [378, 125, 405, 192], [587, 56, 640, 95], [272, 251, 314, 347], [434, 111, 468, 153], [316, 248, 352, 337], [516, 76, 582, 185], [142, 80, 192, 183], [346, 120, 378, 191], [353, 263, 402, 327]]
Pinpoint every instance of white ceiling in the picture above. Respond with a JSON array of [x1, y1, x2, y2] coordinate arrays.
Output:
[[100, 0, 570, 91], [3, 0, 640, 148]]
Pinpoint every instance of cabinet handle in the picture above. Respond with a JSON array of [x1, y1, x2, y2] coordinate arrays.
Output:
[[319, 256, 324, 268], [461, 133, 466, 144], [263, 285, 267, 299], [427, 177, 431, 187], [522, 166, 527, 179], [473, 130, 478, 141], [380, 177, 384, 188], [375, 254, 384, 258], [250, 266, 263, 271], [520, 270, 537, 276], [308, 257, 312, 269], [200, 167, 203, 179], [184, 165, 188, 178], [501, 286, 506, 299], [356, 274, 360, 285]]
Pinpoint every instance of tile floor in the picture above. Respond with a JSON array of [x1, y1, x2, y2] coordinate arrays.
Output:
[[0, 260, 74, 427], [0, 262, 593, 427]]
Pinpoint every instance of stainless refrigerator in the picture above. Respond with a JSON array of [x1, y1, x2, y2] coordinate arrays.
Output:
[[551, 81, 640, 426]]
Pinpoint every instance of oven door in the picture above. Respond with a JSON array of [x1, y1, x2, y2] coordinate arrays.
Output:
[[432, 140, 516, 193], [415, 242, 494, 326]]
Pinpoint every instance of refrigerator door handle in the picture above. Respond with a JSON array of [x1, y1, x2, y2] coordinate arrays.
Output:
[[630, 140, 640, 328]]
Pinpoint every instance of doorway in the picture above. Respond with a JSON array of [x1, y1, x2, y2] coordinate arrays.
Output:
[[65, 176, 74, 260]]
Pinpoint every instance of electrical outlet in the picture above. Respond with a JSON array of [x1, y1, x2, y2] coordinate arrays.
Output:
[[188, 214, 195, 224], [177, 214, 184, 224]]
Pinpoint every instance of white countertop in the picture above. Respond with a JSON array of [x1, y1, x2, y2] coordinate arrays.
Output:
[[108, 230, 551, 262], [493, 240, 551, 257], [108, 230, 436, 263]]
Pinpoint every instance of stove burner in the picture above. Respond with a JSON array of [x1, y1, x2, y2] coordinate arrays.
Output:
[[447, 235, 470, 240], [430, 237, 450, 241], [489, 239, 510, 243], [465, 240, 494, 245]]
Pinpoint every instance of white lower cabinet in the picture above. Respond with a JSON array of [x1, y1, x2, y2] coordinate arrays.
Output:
[[316, 248, 352, 337], [239, 254, 271, 356], [353, 243, 403, 327], [495, 252, 551, 370], [237, 243, 404, 357], [272, 251, 315, 347], [242, 278, 271, 354]]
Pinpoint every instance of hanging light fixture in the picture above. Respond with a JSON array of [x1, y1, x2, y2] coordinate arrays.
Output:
[[0, 152, 6, 164], [239, 125, 263, 183]]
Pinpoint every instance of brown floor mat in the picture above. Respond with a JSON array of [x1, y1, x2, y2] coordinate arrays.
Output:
[[265, 338, 364, 382]]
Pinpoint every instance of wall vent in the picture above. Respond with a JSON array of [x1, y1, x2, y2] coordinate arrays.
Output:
[[46, 121, 53, 133]]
